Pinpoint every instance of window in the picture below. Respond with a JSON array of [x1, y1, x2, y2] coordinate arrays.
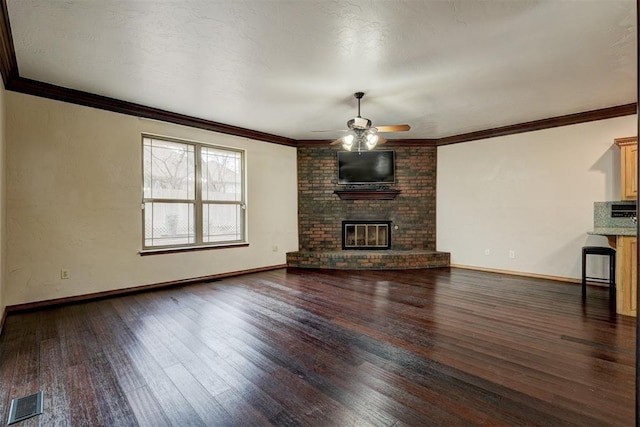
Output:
[[142, 135, 245, 250]]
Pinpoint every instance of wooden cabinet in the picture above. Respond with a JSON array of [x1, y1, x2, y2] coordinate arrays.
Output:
[[616, 136, 638, 200], [612, 136, 638, 316], [616, 236, 637, 317]]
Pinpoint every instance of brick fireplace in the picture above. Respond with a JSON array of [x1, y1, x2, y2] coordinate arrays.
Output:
[[286, 143, 450, 270]]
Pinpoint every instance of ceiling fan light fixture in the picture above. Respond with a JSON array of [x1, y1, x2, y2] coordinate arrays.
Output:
[[318, 92, 410, 151], [366, 133, 379, 149], [342, 134, 354, 151]]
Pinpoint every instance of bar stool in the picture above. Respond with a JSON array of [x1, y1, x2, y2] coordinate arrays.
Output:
[[581, 246, 616, 305]]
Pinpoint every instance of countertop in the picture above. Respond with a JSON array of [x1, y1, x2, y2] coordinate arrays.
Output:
[[589, 227, 637, 236], [591, 201, 637, 236]]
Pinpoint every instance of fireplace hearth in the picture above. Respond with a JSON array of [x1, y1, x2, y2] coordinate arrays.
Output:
[[342, 220, 392, 250]]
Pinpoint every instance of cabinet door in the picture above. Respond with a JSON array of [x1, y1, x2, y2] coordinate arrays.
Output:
[[616, 137, 638, 201], [623, 145, 637, 200], [619, 236, 637, 316]]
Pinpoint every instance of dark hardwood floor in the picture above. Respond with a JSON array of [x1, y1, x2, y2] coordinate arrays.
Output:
[[0, 267, 635, 426]]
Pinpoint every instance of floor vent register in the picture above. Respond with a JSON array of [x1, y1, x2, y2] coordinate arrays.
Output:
[[7, 391, 43, 425]]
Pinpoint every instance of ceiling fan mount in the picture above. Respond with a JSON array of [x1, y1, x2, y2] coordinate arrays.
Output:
[[348, 92, 371, 130]]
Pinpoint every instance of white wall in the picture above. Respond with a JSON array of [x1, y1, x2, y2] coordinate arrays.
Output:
[[437, 115, 637, 280], [5, 92, 298, 306]]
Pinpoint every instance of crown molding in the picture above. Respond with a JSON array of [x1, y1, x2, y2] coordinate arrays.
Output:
[[5, 77, 635, 149], [296, 104, 637, 147], [9, 77, 297, 146], [0, 2, 635, 148], [436, 103, 638, 146], [0, 0, 17, 87]]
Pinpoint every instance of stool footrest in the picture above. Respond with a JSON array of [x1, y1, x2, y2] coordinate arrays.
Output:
[[585, 277, 612, 283]]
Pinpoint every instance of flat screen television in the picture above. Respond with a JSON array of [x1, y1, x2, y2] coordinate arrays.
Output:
[[337, 150, 395, 184]]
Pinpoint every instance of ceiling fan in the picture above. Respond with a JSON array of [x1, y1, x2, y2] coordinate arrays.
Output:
[[315, 92, 411, 151]]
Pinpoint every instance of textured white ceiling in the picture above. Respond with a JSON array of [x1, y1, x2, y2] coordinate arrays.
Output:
[[6, 0, 637, 140]]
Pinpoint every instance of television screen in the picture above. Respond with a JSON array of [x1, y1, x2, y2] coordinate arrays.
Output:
[[337, 150, 395, 184]]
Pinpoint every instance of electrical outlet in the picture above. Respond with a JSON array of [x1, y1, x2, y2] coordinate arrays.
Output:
[[508, 250, 516, 259], [484, 249, 491, 256], [61, 269, 70, 279], [272, 245, 278, 252]]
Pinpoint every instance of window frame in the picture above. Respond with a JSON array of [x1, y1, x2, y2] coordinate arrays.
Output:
[[141, 134, 247, 253]]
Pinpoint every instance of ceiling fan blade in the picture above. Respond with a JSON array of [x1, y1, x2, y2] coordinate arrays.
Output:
[[375, 124, 411, 132], [329, 137, 345, 145], [376, 136, 388, 145]]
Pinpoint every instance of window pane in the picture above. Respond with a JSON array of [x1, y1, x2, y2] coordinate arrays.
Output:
[[203, 203, 243, 242], [201, 147, 242, 202], [143, 138, 195, 200], [144, 202, 195, 247], [142, 135, 246, 249]]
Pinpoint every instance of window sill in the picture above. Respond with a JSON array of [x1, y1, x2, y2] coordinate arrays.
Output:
[[139, 243, 249, 256]]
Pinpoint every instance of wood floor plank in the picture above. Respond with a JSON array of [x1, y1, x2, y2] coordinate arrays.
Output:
[[38, 337, 71, 426], [65, 363, 106, 425], [162, 363, 233, 425], [194, 344, 305, 425], [0, 267, 635, 426], [88, 310, 148, 393], [85, 351, 139, 425], [0, 339, 19, 425], [213, 388, 275, 426], [110, 321, 207, 426], [125, 385, 172, 427]]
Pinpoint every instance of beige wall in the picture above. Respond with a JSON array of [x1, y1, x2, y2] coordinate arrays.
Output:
[[5, 92, 298, 306], [437, 115, 637, 280], [0, 83, 5, 316]]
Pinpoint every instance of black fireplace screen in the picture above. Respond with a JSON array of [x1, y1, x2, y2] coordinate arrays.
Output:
[[342, 221, 391, 250]]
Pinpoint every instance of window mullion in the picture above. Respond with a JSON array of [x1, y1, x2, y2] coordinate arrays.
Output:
[[195, 145, 203, 245]]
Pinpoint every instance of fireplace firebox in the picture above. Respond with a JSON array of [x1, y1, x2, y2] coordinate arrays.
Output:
[[342, 220, 392, 250]]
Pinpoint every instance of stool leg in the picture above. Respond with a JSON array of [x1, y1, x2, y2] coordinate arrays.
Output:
[[581, 250, 587, 299], [610, 253, 616, 308]]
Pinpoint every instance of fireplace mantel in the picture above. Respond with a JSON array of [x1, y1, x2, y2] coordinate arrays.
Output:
[[334, 189, 401, 200]]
